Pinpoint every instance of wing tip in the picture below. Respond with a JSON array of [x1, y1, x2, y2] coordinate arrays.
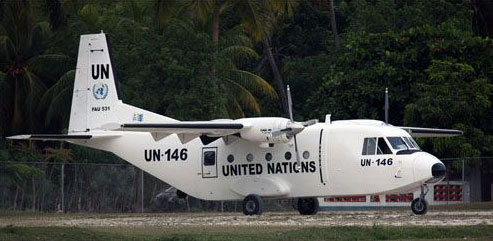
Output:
[[6, 135, 31, 140]]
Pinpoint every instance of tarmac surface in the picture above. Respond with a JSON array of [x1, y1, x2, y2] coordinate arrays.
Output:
[[2, 210, 493, 227]]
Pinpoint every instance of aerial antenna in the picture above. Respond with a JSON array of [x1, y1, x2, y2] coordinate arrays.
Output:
[[385, 88, 389, 124]]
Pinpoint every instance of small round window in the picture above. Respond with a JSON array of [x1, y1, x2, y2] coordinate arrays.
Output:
[[227, 154, 234, 163], [284, 152, 292, 160], [265, 153, 272, 161], [303, 151, 310, 159], [247, 153, 254, 162]]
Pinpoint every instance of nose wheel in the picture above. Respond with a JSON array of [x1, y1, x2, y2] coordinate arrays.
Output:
[[411, 184, 429, 215]]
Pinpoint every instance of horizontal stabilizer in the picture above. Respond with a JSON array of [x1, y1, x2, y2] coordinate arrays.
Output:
[[7, 133, 121, 141], [399, 127, 463, 137]]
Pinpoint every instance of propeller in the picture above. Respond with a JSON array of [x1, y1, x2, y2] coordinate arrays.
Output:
[[287, 85, 320, 169], [270, 85, 318, 168], [286, 85, 302, 169]]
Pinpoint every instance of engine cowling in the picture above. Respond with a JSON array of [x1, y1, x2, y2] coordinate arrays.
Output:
[[236, 117, 293, 143]]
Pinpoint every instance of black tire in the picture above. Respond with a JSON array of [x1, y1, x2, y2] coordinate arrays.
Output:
[[242, 194, 263, 215], [297, 197, 319, 215], [411, 198, 428, 215]]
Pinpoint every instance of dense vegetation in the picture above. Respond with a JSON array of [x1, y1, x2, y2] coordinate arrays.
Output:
[[0, 0, 492, 212]]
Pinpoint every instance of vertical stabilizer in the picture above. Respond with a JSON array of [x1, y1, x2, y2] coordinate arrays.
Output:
[[68, 33, 120, 132]]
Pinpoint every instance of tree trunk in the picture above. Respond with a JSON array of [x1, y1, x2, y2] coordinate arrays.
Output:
[[328, 0, 340, 50], [263, 37, 289, 117], [212, 0, 225, 48], [211, 0, 225, 88], [471, 0, 493, 37]]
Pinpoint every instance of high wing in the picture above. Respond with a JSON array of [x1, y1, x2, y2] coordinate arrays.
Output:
[[398, 126, 463, 137], [7, 133, 121, 141], [120, 121, 247, 143]]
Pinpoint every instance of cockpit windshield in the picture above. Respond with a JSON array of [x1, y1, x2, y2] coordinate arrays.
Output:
[[386, 136, 420, 151]]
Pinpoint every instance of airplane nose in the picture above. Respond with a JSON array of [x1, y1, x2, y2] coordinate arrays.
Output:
[[431, 162, 446, 178], [413, 152, 445, 182]]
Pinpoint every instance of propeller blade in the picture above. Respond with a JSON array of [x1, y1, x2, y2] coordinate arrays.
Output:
[[271, 128, 292, 137], [293, 134, 301, 169], [287, 85, 293, 121], [286, 85, 301, 169], [302, 119, 318, 127], [271, 122, 304, 138]]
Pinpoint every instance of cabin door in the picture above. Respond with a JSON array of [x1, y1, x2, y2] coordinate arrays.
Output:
[[202, 147, 218, 178]]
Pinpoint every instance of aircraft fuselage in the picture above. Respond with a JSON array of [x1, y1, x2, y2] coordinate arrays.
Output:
[[74, 120, 441, 201]]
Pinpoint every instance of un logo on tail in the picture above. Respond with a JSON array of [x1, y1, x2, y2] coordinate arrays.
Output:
[[92, 83, 109, 100]]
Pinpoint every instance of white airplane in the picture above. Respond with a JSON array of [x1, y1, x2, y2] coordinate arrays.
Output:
[[8, 32, 462, 215]]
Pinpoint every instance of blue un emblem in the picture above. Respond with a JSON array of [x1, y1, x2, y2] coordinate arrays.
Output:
[[92, 83, 109, 100]]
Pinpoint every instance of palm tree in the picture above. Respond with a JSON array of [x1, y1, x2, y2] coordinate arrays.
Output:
[[239, 0, 299, 117], [310, 0, 340, 50], [164, 19, 277, 118], [156, 1, 280, 118], [0, 1, 72, 134]]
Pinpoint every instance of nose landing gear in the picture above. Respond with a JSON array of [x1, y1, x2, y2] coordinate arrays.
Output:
[[411, 184, 429, 215]]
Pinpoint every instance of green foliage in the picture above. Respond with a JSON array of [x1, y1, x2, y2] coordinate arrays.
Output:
[[0, 1, 73, 135]]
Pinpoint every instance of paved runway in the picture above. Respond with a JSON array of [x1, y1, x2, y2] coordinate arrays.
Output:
[[2, 210, 493, 227]]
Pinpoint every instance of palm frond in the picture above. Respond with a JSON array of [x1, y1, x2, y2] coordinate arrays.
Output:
[[220, 45, 259, 64], [27, 54, 73, 82], [28, 21, 51, 55], [0, 36, 15, 64], [226, 95, 245, 119], [234, 0, 270, 42], [185, 0, 214, 24], [229, 69, 278, 98], [223, 77, 261, 114], [269, 0, 299, 17], [38, 70, 74, 126]]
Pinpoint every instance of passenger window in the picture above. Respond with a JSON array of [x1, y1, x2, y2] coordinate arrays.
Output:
[[203, 151, 216, 166], [362, 137, 376, 155], [377, 138, 392, 154]]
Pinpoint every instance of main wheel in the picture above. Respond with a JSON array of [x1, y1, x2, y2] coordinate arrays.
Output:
[[297, 197, 319, 215], [242, 194, 263, 215], [411, 198, 428, 215]]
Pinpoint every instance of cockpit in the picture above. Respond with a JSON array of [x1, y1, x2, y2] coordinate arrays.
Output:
[[362, 136, 421, 155]]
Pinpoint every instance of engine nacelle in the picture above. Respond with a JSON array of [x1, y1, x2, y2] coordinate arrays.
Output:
[[237, 117, 292, 143]]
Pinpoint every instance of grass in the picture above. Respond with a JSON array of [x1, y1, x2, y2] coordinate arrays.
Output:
[[1, 225, 493, 241], [1, 202, 492, 240]]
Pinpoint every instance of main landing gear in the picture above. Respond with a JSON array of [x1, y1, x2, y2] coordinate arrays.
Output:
[[242, 194, 263, 215], [296, 197, 319, 215], [411, 184, 429, 215]]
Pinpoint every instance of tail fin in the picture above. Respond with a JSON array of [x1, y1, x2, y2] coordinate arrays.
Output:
[[69, 32, 175, 133], [68, 33, 119, 132]]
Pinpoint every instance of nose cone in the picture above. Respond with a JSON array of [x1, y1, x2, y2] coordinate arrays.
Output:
[[431, 163, 446, 178], [413, 152, 445, 183]]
